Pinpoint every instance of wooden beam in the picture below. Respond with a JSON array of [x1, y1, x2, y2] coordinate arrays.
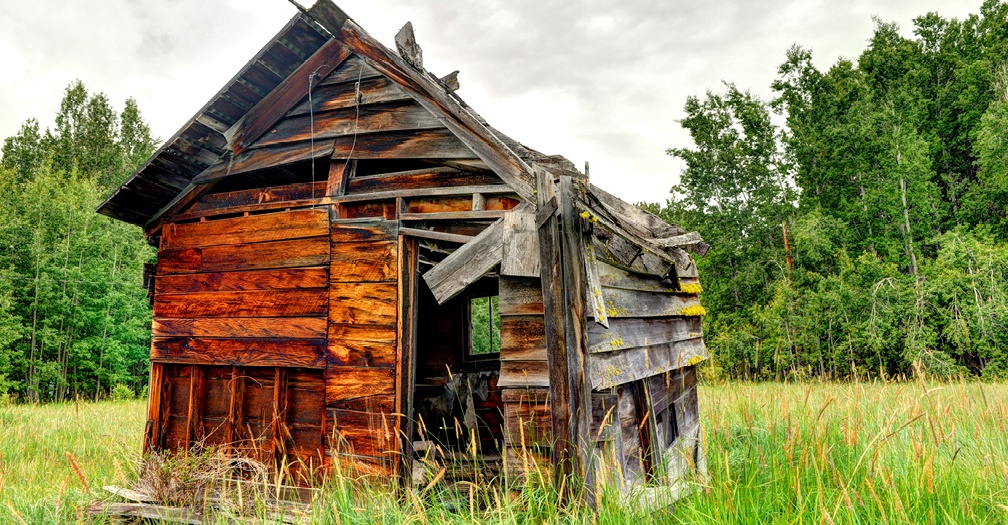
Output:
[[535, 168, 575, 491], [421, 201, 531, 304], [396, 235, 419, 484], [303, 7, 536, 201], [226, 30, 353, 154], [501, 211, 540, 278], [557, 174, 594, 491], [398, 227, 473, 244]]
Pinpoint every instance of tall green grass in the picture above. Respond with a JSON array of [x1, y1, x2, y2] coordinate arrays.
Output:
[[677, 379, 1008, 524], [1, 381, 1006, 524], [0, 398, 144, 524]]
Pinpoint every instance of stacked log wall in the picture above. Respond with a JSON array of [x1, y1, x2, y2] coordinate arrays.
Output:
[[148, 208, 331, 474]]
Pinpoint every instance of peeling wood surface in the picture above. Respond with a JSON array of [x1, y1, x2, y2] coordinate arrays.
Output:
[[587, 338, 707, 389], [501, 212, 540, 277]]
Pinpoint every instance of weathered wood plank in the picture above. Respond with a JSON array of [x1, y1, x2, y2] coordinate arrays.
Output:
[[329, 408, 400, 458], [186, 181, 327, 214], [151, 338, 326, 368], [330, 129, 478, 160], [583, 233, 608, 327], [152, 317, 328, 339], [497, 360, 549, 388], [328, 340, 396, 368], [398, 227, 473, 244], [328, 17, 536, 201], [499, 315, 547, 361], [346, 167, 503, 195], [318, 55, 381, 86], [155, 267, 329, 294], [534, 168, 573, 481], [396, 235, 419, 482], [587, 316, 703, 353], [325, 366, 396, 407], [501, 212, 540, 278], [499, 276, 544, 316], [154, 289, 328, 318], [504, 401, 553, 448], [201, 236, 329, 273], [228, 37, 353, 154], [328, 282, 398, 325], [328, 323, 397, 344], [158, 237, 329, 275], [162, 209, 328, 249], [254, 102, 443, 149], [423, 201, 531, 304], [587, 337, 707, 390], [597, 260, 699, 293], [400, 210, 506, 221], [330, 241, 398, 282], [330, 219, 398, 242], [404, 195, 472, 214], [194, 140, 335, 183], [602, 287, 703, 318], [617, 384, 645, 485], [287, 76, 413, 116]]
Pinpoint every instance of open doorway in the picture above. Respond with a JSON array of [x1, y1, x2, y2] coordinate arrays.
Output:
[[409, 275, 505, 476]]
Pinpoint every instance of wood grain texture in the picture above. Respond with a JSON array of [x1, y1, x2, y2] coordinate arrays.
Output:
[[332, 18, 536, 201], [328, 282, 397, 325], [163, 209, 328, 249], [154, 289, 328, 318], [587, 316, 702, 354], [330, 219, 398, 242], [287, 76, 413, 116], [328, 340, 396, 368], [602, 287, 702, 318], [499, 276, 544, 316], [151, 338, 326, 368], [587, 337, 707, 390], [228, 37, 353, 154], [152, 317, 327, 339], [330, 241, 397, 282], [155, 268, 328, 294], [497, 360, 549, 388], [501, 212, 540, 278], [255, 102, 443, 149], [187, 182, 327, 214], [325, 366, 396, 408], [328, 409, 400, 458], [499, 315, 547, 361], [346, 167, 503, 195], [158, 236, 329, 275]]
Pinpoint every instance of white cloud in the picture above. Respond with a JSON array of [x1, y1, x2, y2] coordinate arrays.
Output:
[[0, 0, 982, 203]]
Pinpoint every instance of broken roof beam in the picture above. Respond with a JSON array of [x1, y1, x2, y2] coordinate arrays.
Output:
[[423, 202, 532, 304], [305, 2, 536, 202]]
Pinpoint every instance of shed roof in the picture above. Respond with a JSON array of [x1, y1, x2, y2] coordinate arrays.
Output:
[[97, 0, 547, 229]]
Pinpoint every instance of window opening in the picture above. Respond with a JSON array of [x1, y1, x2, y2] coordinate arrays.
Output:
[[468, 295, 500, 357]]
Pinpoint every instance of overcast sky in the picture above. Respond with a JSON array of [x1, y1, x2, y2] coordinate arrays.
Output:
[[0, 0, 982, 204]]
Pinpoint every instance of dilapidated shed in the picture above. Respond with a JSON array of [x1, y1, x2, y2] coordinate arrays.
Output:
[[98, 0, 710, 493]]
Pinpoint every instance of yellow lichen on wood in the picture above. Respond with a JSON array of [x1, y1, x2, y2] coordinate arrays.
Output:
[[686, 355, 705, 366], [678, 305, 708, 317], [678, 283, 703, 294]]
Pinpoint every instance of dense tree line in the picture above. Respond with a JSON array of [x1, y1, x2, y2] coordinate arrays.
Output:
[[0, 81, 157, 401], [656, 1, 1008, 380]]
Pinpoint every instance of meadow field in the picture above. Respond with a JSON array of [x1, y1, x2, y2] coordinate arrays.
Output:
[[1, 380, 1006, 524]]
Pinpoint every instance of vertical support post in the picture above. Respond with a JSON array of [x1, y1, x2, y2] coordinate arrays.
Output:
[[536, 170, 592, 499], [396, 234, 419, 485], [144, 362, 164, 453], [558, 175, 593, 494]]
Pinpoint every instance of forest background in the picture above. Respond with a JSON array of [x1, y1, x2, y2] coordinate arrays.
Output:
[[1, 2, 1007, 402]]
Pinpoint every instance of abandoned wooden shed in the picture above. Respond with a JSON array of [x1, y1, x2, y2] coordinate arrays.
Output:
[[97, 0, 711, 491]]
